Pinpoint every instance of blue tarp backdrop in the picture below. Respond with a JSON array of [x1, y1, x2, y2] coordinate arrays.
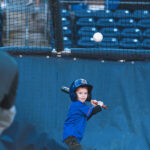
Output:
[[8, 56, 150, 150]]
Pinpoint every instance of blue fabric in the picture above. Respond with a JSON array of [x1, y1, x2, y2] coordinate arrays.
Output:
[[12, 57, 150, 149], [63, 101, 93, 142]]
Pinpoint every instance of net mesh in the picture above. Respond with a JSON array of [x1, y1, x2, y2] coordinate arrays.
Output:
[[1, 0, 51, 47], [1, 0, 150, 60], [59, 0, 150, 51]]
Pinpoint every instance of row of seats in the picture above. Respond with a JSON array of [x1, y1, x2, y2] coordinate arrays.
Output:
[[77, 27, 150, 38], [76, 18, 150, 28], [73, 9, 150, 48], [74, 9, 150, 19], [77, 37, 150, 49], [49, 9, 150, 49]]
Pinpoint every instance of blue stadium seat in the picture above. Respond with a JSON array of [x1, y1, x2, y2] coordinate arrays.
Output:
[[113, 9, 131, 18], [121, 28, 142, 38], [62, 26, 72, 36], [94, 10, 113, 18], [120, 38, 141, 49], [137, 19, 150, 28], [78, 27, 97, 37], [77, 37, 119, 48], [143, 29, 150, 38], [97, 18, 115, 27], [100, 27, 120, 37], [74, 9, 95, 18], [142, 39, 150, 49], [62, 17, 70, 26], [116, 19, 136, 28], [77, 37, 97, 48], [74, 10, 112, 19], [76, 18, 96, 26], [133, 10, 150, 19], [63, 36, 72, 48], [98, 37, 119, 48], [61, 9, 70, 18]]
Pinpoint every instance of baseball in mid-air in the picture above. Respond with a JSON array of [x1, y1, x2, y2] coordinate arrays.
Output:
[[93, 32, 103, 42]]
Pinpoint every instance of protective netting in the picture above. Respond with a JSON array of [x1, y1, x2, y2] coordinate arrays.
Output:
[[0, 0, 51, 47], [1, 1, 150, 60], [0, 1, 150, 150], [59, 0, 150, 51]]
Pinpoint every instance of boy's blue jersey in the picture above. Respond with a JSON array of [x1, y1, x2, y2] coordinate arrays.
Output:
[[63, 101, 93, 142]]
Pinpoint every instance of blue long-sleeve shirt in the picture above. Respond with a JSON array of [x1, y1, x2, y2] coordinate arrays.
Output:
[[63, 101, 93, 142]]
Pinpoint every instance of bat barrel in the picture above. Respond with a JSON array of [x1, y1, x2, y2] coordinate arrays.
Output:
[[61, 86, 69, 94]]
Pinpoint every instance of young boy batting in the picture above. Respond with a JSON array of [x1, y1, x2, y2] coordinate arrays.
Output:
[[63, 78, 105, 150]]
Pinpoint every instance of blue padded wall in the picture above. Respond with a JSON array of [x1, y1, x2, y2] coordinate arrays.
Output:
[[12, 56, 150, 150]]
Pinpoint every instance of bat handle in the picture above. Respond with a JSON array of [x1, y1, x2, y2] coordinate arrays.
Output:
[[102, 105, 107, 109]]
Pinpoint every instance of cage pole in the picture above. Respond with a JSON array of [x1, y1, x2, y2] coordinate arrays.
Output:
[[49, 0, 64, 52]]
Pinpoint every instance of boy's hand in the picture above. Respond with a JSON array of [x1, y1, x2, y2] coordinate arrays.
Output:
[[97, 101, 104, 107], [91, 100, 104, 107], [91, 100, 98, 107]]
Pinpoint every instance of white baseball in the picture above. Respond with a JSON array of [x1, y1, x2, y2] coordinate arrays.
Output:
[[93, 32, 103, 42]]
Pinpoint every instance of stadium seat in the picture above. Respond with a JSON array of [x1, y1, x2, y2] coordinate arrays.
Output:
[[76, 18, 96, 26], [137, 19, 150, 28], [61, 9, 70, 18], [113, 9, 131, 18], [62, 17, 70, 27], [121, 28, 142, 38], [143, 29, 150, 38], [77, 37, 97, 48], [63, 36, 72, 48], [74, 9, 95, 18], [142, 39, 150, 49], [97, 18, 115, 27], [100, 27, 120, 37], [133, 10, 150, 19], [98, 37, 119, 48], [116, 19, 136, 28], [74, 10, 113, 19], [94, 10, 113, 18], [62, 26, 72, 36], [119, 38, 141, 49], [77, 26, 97, 37]]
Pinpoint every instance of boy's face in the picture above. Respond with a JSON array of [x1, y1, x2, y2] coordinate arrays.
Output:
[[75, 87, 88, 103]]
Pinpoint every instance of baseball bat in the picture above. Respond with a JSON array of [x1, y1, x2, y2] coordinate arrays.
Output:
[[61, 86, 69, 94], [61, 86, 107, 109]]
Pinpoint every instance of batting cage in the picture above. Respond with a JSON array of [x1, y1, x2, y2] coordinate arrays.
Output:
[[0, 0, 150, 150]]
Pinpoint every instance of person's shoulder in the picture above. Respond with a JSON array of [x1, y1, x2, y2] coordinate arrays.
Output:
[[71, 101, 82, 107]]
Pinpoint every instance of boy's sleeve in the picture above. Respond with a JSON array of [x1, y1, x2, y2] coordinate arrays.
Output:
[[80, 104, 94, 117], [87, 105, 102, 121]]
